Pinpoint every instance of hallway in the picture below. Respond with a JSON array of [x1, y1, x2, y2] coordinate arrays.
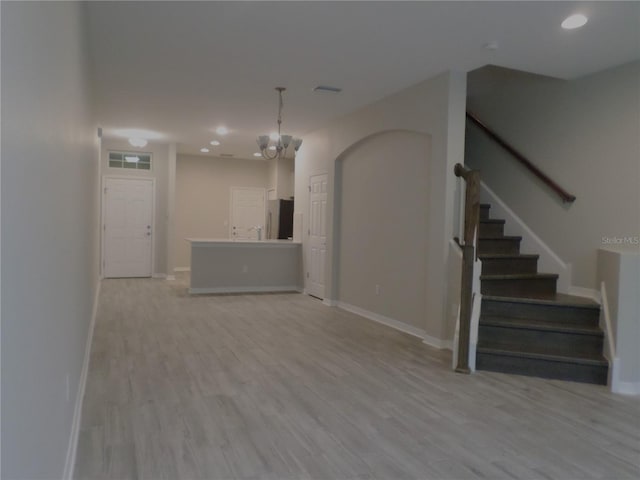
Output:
[[75, 276, 639, 479]]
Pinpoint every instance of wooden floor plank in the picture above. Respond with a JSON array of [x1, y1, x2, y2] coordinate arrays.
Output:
[[75, 275, 640, 479]]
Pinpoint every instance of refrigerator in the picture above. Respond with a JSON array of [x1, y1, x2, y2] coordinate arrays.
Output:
[[267, 199, 294, 240]]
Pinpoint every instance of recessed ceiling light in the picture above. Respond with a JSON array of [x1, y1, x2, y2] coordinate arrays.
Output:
[[200, 148, 210, 153], [483, 41, 499, 51], [124, 156, 140, 163], [216, 126, 229, 135], [253, 152, 263, 157], [210, 140, 221, 146], [269, 132, 279, 141], [128, 138, 148, 147], [562, 13, 588, 30]]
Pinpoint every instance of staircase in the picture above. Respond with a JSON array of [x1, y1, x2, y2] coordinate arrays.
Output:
[[476, 203, 608, 385]]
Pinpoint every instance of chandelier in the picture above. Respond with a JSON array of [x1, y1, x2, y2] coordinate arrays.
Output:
[[256, 87, 302, 160]]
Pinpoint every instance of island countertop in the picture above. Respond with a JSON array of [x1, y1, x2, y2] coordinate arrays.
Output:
[[187, 237, 302, 294], [186, 238, 301, 245]]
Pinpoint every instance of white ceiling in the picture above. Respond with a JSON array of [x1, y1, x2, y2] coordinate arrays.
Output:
[[86, 1, 640, 160]]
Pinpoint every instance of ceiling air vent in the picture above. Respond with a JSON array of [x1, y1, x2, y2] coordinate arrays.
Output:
[[219, 153, 234, 158], [313, 85, 342, 94]]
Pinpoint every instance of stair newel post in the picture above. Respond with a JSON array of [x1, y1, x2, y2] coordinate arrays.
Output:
[[454, 164, 480, 374]]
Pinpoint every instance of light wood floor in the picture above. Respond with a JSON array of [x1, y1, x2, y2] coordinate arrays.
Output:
[[75, 275, 640, 480]]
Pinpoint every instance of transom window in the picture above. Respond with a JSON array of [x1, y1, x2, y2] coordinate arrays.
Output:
[[108, 151, 152, 170]]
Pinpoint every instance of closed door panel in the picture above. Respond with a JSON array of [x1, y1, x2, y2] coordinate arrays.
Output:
[[104, 178, 153, 278], [230, 187, 266, 239], [308, 174, 328, 299]]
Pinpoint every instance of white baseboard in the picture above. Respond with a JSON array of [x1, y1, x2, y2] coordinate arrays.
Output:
[[322, 298, 337, 307], [424, 335, 453, 351], [610, 357, 640, 395], [569, 286, 601, 303], [152, 273, 167, 279], [337, 301, 452, 349], [166, 275, 176, 281], [612, 381, 640, 395], [173, 266, 191, 272], [189, 285, 301, 294], [338, 301, 426, 339], [63, 279, 101, 480]]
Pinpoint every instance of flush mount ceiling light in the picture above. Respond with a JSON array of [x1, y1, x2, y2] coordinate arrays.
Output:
[[210, 140, 221, 146], [562, 13, 588, 30], [216, 126, 229, 135], [200, 148, 210, 153], [313, 85, 342, 94], [256, 87, 303, 160], [128, 138, 148, 148], [483, 41, 499, 51]]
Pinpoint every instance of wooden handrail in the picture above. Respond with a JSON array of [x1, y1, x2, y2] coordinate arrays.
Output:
[[453, 163, 480, 374], [466, 111, 576, 203]]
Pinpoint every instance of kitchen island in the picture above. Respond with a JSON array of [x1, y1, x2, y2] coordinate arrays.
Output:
[[186, 238, 302, 294]]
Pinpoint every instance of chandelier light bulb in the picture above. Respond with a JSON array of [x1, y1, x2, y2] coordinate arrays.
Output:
[[256, 87, 303, 160]]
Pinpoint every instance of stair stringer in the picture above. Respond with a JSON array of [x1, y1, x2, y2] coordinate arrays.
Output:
[[480, 181, 571, 294]]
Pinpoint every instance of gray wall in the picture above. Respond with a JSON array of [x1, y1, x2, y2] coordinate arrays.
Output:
[[1, 2, 99, 478], [466, 62, 640, 289], [175, 155, 269, 267], [100, 138, 170, 276], [337, 131, 430, 330], [295, 71, 467, 344]]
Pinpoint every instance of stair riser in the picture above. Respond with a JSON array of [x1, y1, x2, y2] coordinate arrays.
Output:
[[478, 239, 521, 255], [476, 352, 608, 385], [481, 278, 557, 299], [480, 205, 490, 220], [481, 258, 538, 275], [479, 326, 604, 357], [479, 223, 505, 237], [481, 299, 600, 326]]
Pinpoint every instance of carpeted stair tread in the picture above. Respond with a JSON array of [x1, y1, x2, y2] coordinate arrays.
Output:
[[480, 315, 604, 336], [480, 273, 558, 280], [482, 294, 599, 309], [476, 344, 608, 366], [479, 253, 539, 259], [479, 235, 522, 241]]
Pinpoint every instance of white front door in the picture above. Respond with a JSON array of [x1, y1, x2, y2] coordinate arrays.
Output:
[[307, 174, 328, 299], [230, 187, 266, 239], [103, 177, 154, 278]]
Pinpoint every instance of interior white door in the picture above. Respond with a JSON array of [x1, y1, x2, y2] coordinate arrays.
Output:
[[103, 177, 154, 278], [308, 174, 328, 299], [230, 187, 266, 239]]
